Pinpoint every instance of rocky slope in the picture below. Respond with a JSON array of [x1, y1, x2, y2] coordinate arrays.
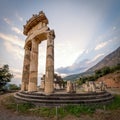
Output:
[[88, 47, 120, 72], [96, 70, 120, 88]]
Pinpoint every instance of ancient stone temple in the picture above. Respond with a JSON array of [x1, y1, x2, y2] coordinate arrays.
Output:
[[21, 11, 55, 94], [15, 11, 113, 106]]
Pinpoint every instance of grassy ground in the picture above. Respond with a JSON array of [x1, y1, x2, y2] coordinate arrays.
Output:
[[1, 94, 120, 120]]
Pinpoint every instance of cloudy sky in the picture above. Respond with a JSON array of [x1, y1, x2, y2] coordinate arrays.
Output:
[[0, 0, 120, 85]]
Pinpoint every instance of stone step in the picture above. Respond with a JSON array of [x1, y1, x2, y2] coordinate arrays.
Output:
[[20, 91, 107, 96], [14, 91, 114, 106], [14, 94, 113, 104], [16, 92, 111, 100]]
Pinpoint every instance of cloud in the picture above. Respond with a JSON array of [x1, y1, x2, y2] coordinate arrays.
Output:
[[0, 32, 24, 48], [0, 58, 8, 67], [12, 27, 22, 35], [95, 41, 108, 50], [11, 67, 22, 79], [56, 52, 105, 75], [3, 17, 22, 35], [112, 26, 116, 31], [3, 18, 13, 25], [4, 41, 23, 59], [56, 59, 89, 75], [15, 12, 23, 22], [87, 53, 104, 64], [10, 79, 21, 86], [55, 42, 81, 68], [0, 32, 24, 59], [1, 32, 24, 86], [85, 49, 89, 54]]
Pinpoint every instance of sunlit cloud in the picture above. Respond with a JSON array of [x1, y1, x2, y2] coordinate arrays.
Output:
[[0, 59, 7, 67], [3, 17, 23, 35], [55, 71, 67, 78], [11, 67, 21, 73], [10, 67, 21, 86], [0, 32, 24, 48], [11, 27, 22, 35], [0, 32, 24, 60], [87, 53, 104, 64], [95, 41, 108, 50], [85, 49, 89, 54], [4, 41, 23, 59], [55, 42, 81, 68], [11, 67, 22, 79]]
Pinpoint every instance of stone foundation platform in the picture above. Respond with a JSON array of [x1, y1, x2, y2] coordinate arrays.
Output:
[[14, 91, 113, 106]]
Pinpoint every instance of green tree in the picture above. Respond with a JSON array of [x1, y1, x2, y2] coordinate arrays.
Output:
[[9, 84, 20, 90], [87, 75, 95, 81], [101, 66, 110, 75], [95, 69, 103, 77], [111, 64, 120, 72], [76, 77, 84, 85], [0, 65, 13, 90]]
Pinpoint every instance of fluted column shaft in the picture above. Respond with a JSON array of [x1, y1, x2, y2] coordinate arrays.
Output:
[[21, 47, 30, 91], [45, 31, 55, 94], [28, 39, 38, 92]]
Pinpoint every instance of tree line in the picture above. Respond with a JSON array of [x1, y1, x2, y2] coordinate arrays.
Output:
[[76, 64, 120, 85]]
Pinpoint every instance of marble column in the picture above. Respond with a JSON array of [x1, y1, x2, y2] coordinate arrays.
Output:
[[21, 47, 30, 91], [45, 31, 55, 94], [28, 39, 38, 92]]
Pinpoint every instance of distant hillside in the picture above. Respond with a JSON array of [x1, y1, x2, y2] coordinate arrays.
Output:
[[63, 70, 94, 81], [87, 47, 120, 72], [63, 74, 80, 81], [96, 70, 120, 88], [63, 46, 120, 81]]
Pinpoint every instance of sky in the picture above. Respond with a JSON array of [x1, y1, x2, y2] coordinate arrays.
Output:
[[0, 0, 120, 85]]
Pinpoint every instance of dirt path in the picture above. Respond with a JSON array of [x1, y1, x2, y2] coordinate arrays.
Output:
[[107, 88, 120, 95]]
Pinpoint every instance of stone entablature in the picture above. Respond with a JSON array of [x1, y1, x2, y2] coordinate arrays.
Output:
[[24, 26, 50, 49], [23, 11, 48, 35]]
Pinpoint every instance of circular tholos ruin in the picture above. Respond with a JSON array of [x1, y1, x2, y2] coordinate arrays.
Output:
[[14, 11, 113, 106]]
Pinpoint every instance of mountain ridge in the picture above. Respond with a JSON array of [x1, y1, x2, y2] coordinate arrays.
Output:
[[63, 46, 120, 80], [87, 46, 120, 72]]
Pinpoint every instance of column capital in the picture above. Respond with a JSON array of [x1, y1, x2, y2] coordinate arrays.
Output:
[[24, 46, 31, 51], [47, 30, 55, 39]]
